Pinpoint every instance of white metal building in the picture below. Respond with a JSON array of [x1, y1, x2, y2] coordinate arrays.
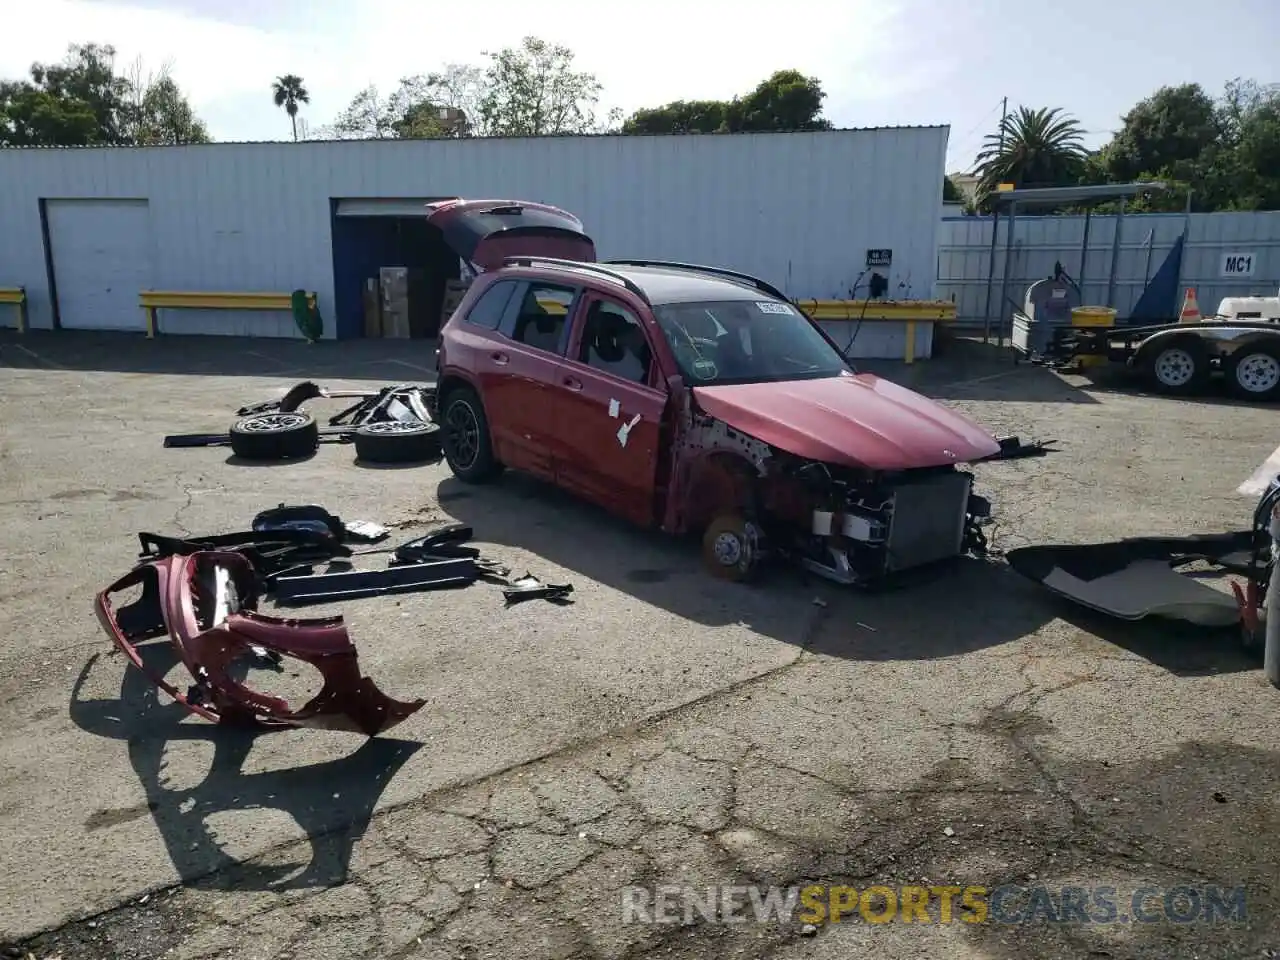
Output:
[[0, 127, 949, 339]]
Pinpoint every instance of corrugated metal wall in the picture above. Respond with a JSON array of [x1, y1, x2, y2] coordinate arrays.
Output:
[[0, 127, 948, 338], [938, 211, 1280, 328]]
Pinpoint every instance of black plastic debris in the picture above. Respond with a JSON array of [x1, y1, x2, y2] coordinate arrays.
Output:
[[987, 436, 1058, 461], [252, 503, 388, 543], [274, 556, 478, 605], [137, 510, 566, 610], [503, 572, 574, 607]]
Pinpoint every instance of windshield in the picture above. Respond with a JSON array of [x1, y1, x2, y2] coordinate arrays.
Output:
[[653, 299, 850, 386]]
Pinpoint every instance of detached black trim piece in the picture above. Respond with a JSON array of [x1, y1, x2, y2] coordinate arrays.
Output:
[[164, 433, 232, 448], [503, 572, 574, 606], [273, 557, 479, 605]]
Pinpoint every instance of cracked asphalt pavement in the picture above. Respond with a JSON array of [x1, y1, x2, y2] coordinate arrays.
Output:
[[1, 331, 1278, 960]]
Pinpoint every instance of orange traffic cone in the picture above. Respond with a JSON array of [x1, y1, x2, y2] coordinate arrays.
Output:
[[1179, 287, 1202, 324]]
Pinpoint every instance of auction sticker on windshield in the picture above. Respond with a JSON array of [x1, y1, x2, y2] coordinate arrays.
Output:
[[756, 302, 794, 314]]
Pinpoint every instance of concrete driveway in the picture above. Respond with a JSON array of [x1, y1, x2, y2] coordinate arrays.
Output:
[[0, 330, 1277, 960]]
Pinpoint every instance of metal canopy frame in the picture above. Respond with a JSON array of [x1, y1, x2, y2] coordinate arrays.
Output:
[[980, 181, 1170, 344]]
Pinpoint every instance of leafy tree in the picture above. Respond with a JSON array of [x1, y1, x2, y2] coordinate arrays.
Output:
[[121, 58, 209, 145], [1213, 79, 1280, 210], [272, 74, 309, 141], [1081, 78, 1280, 213], [1104, 83, 1218, 183], [477, 36, 604, 137], [325, 85, 395, 139], [622, 70, 830, 135], [972, 106, 1088, 203], [417, 64, 485, 136], [623, 99, 729, 135], [943, 176, 963, 202], [735, 70, 831, 132], [0, 43, 207, 146], [325, 76, 467, 140]]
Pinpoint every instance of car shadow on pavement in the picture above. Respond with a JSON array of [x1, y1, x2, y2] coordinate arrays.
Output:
[[1071, 365, 1280, 410], [67, 645, 420, 892], [859, 338, 1100, 404], [436, 474, 1056, 660]]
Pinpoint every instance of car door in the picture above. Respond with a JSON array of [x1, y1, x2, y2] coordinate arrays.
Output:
[[551, 293, 667, 527], [485, 279, 582, 480]]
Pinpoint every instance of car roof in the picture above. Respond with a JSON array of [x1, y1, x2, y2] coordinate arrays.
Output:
[[511, 261, 771, 306], [608, 265, 769, 305]]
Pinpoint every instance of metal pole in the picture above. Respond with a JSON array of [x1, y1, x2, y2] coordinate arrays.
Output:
[[1106, 199, 1125, 308], [982, 208, 1000, 343], [979, 98, 1008, 345], [1266, 503, 1280, 689], [1079, 208, 1092, 297], [998, 201, 1017, 348]]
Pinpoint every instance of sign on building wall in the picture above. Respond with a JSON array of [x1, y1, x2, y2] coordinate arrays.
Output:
[[866, 249, 893, 268], [1220, 252, 1257, 278]]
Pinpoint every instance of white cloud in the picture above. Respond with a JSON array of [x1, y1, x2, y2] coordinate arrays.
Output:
[[7, 0, 952, 141]]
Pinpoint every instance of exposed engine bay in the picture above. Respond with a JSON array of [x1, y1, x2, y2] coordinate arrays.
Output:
[[671, 405, 1042, 585]]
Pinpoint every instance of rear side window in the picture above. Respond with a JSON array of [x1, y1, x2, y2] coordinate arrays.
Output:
[[508, 283, 576, 355], [463, 280, 517, 330]]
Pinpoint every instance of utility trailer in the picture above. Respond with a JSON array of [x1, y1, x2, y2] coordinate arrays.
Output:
[[1048, 320, 1280, 402]]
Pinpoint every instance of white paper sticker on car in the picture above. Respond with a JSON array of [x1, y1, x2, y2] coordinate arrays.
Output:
[[608, 398, 620, 418], [756, 301, 794, 314], [617, 414, 641, 448]]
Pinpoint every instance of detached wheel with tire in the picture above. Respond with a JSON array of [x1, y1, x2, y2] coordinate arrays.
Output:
[[353, 420, 441, 464], [1143, 337, 1210, 396], [1225, 344, 1280, 402], [440, 385, 502, 483], [229, 411, 319, 460]]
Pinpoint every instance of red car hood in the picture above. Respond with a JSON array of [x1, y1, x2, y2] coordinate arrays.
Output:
[[692, 372, 1001, 471]]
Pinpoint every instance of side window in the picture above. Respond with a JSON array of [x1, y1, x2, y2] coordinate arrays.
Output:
[[462, 279, 517, 330], [508, 283, 576, 355], [578, 299, 653, 385]]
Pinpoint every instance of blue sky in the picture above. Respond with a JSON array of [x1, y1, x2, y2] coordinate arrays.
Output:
[[8, 0, 1278, 171]]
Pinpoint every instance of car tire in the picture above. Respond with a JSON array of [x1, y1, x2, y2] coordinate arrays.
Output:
[[1225, 344, 1280, 402], [701, 513, 764, 582], [440, 385, 502, 483], [353, 420, 442, 464], [1143, 337, 1210, 396], [229, 411, 319, 460]]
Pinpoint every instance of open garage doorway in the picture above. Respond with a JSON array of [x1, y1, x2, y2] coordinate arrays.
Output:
[[330, 198, 461, 340]]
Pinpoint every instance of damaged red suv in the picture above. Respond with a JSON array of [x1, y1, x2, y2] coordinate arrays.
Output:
[[428, 199, 1003, 583]]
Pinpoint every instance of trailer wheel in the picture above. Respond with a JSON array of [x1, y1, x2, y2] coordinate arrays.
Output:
[[353, 420, 441, 464], [1143, 337, 1210, 396], [1225, 345, 1280, 402], [229, 412, 319, 460]]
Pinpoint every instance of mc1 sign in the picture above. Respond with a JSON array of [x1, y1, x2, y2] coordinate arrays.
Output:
[[1220, 252, 1257, 278]]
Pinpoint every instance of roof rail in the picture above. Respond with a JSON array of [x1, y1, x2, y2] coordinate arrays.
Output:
[[502, 257, 651, 304], [603, 260, 790, 303]]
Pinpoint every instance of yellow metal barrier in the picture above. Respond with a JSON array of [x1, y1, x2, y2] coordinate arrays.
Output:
[[139, 290, 318, 338], [794, 299, 957, 364], [0, 286, 27, 333]]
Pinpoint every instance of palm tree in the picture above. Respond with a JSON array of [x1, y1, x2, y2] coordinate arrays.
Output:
[[972, 106, 1089, 199], [272, 75, 309, 141]]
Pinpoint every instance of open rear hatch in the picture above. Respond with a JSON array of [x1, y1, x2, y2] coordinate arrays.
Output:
[[424, 199, 596, 271]]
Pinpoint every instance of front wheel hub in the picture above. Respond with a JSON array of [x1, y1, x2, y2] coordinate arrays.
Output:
[[713, 531, 744, 566]]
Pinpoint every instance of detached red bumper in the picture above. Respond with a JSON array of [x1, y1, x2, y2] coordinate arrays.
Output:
[[95, 550, 424, 736]]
